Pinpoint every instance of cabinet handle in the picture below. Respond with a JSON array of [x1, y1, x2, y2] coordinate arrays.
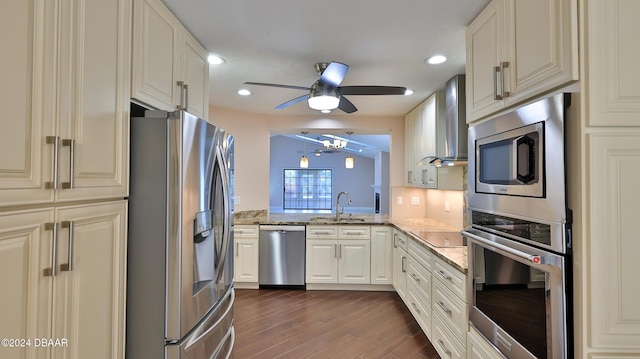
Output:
[[411, 302, 421, 314], [183, 83, 189, 110], [43, 223, 58, 277], [236, 242, 239, 257], [410, 273, 420, 283], [45, 136, 60, 189], [493, 66, 502, 100], [500, 61, 510, 98], [61, 139, 75, 189], [334, 243, 338, 258], [60, 221, 74, 271], [314, 231, 332, 235], [437, 301, 452, 315], [176, 81, 186, 110], [393, 233, 398, 248], [436, 339, 451, 357], [436, 270, 451, 281], [401, 256, 406, 273]]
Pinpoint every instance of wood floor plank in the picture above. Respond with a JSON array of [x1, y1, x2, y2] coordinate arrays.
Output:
[[233, 289, 440, 359]]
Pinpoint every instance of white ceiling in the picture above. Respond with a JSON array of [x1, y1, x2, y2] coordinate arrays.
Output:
[[161, 0, 489, 117]]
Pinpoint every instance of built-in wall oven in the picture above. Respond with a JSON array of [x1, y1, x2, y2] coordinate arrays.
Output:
[[463, 93, 573, 359]]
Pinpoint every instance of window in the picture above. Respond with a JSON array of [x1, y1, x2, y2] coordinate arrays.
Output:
[[283, 169, 332, 210]]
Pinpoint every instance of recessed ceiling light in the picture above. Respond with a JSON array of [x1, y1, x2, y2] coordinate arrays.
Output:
[[237, 89, 251, 96], [404, 89, 414, 96], [426, 55, 447, 65], [207, 54, 226, 65]]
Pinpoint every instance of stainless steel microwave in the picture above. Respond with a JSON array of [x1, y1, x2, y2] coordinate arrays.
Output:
[[468, 93, 571, 226]]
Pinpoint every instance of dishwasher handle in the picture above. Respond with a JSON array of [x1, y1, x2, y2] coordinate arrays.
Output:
[[259, 225, 306, 232]]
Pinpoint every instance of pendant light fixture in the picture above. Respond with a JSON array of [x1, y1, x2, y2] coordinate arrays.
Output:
[[300, 131, 309, 168], [345, 131, 354, 169]]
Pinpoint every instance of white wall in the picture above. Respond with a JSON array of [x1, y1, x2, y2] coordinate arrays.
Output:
[[269, 135, 376, 211], [207, 105, 405, 212]]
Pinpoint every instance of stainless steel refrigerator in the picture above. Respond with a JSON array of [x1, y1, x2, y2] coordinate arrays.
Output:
[[127, 110, 235, 359]]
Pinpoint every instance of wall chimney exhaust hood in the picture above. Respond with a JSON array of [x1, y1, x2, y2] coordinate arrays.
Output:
[[418, 74, 468, 167]]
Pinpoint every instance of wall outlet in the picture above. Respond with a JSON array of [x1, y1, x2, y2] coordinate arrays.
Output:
[[234, 196, 242, 205], [444, 200, 450, 212], [411, 196, 420, 205], [396, 196, 403, 205]]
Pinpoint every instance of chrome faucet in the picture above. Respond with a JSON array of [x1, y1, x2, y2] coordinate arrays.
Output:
[[336, 191, 352, 221]]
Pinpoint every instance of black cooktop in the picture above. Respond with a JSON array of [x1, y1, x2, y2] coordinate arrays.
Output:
[[411, 231, 466, 247]]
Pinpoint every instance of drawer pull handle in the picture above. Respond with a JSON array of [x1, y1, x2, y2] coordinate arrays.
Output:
[[410, 273, 420, 282], [401, 256, 406, 273], [437, 301, 452, 315], [436, 339, 451, 356], [411, 302, 420, 314], [437, 270, 451, 281], [314, 231, 332, 235]]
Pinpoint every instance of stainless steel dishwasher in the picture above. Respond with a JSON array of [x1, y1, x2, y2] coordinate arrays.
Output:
[[259, 225, 306, 288]]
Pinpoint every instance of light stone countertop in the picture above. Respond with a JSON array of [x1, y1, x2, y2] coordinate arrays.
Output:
[[234, 210, 468, 272]]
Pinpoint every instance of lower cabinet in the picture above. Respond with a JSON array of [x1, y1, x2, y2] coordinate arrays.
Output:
[[392, 229, 408, 298], [0, 201, 127, 359], [306, 225, 371, 284], [234, 225, 259, 285], [370, 226, 393, 284], [467, 326, 506, 359]]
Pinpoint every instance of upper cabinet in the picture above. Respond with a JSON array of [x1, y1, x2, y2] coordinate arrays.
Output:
[[132, 0, 209, 119], [0, 0, 131, 208], [465, 0, 578, 123], [405, 91, 442, 188]]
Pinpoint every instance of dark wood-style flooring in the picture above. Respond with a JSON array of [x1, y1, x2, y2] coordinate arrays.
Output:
[[233, 289, 440, 359]]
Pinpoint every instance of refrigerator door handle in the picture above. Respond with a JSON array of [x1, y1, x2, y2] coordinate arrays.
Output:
[[214, 148, 232, 283]]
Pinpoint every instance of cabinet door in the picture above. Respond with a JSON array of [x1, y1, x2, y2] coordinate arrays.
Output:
[[405, 109, 416, 185], [0, 0, 56, 206], [370, 227, 392, 284], [53, 201, 127, 359], [182, 32, 210, 119], [305, 239, 338, 283], [55, 0, 131, 203], [392, 246, 407, 299], [504, 0, 578, 104], [338, 239, 370, 284], [0, 209, 54, 359], [465, 0, 505, 123], [131, 0, 181, 111], [234, 238, 259, 282]]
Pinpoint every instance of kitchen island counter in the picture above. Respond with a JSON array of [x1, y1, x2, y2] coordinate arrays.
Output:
[[234, 210, 467, 272]]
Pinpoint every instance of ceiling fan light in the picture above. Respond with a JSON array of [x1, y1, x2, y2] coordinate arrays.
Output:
[[300, 155, 309, 168], [345, 155, 354, 169], [308, 95, 339, 110]]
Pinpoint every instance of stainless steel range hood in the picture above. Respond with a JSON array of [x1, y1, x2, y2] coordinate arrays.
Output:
[[419, 74, 468, 167]]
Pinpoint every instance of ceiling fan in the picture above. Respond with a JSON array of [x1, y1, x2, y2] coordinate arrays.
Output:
[[244, 62, 407, 113]]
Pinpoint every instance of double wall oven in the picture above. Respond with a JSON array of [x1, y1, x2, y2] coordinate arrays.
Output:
[[463, 93, 573, 359]]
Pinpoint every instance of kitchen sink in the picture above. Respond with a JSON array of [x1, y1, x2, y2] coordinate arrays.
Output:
[[309, 216, 366, 223]]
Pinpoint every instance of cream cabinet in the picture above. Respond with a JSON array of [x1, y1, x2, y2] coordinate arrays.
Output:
[[132, 0, 209, 119], [465, 0, 578, 123], [467, 326, 505, 359], [392, 229, 408, 299], [405, 92, 442, 188], [1, 0, 130, 208], [570, 0, 640, 357], [370, 226, 393, 284], [406, 238, 434, 339], [234, 225, 259, 284], [0, 201, 127, 359], [432, 256, 468, 358], [305, 226, 371, 284]]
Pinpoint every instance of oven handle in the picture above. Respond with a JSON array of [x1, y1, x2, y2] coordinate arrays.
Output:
[[462, 230, 543, 265]]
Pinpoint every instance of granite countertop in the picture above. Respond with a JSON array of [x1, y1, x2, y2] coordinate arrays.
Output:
[[234, 210, 468, 272]]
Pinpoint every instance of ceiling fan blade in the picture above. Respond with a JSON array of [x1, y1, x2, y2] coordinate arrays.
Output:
[[319, 62, 349, 87], [275, 94, 309, 109], [244, 82, 310, 91], [338, 96, 357, 113], [339, 86, 407, 96]]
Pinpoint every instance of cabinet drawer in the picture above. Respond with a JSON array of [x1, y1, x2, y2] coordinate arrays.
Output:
[[338, 225, 370, 239], [393, 229, 409, 250], [433, 256, 466, 300], [235, 225, 259, 238], [306, 225, 338, 239], [408, 238, 433, 272], [432, 279, 467, 343], [407, 281, 432, 339], [407, 257, 431, 303], [432, 314, 466, 359]]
